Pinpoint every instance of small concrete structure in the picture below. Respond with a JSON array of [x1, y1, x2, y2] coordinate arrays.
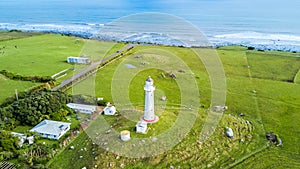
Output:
[[27, 136, 34, 145], [103, 102, 116, 115], [169, 72, 177, 79], [67, 56, 90, 64], [136, 121, 148, 134], [226, 127, 234, 138], [214, 106, 228, 112], [11, 132, 28, 147], [120, 130, 130, 141], [30, 120, 71, 140], [97, 97, 104, 101], [66, 103, 96, 114]]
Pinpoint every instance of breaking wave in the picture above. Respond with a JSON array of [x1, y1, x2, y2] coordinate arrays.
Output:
[[1, 23, 299, 52], [210, 32, 300, 52]]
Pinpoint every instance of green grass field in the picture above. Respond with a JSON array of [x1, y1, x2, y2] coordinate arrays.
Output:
[[0, 78, 40, 103], [50, 45, 300, 168], [0, 34, 83, 76], [294, 69, 300, 84], [0, 32, 125, 102], [218, 47, 300, 168], [1, 32, 299, 168], [0, 30, 43, 41]]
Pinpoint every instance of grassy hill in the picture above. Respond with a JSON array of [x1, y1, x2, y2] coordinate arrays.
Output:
[[0, 32, 299, 168], [50, 45, 299, 168], [0, 32, 123, 104]]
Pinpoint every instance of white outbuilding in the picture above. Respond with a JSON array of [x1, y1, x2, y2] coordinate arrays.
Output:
[[67, 56, 90, 64], [136, 121, 148, 134], [103, 102, 116, 115], [11, 132, 27, 147], [66, 103, 96, 114]]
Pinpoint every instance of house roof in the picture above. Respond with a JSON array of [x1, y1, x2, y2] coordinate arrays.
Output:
[[104, 105, 116, 112], [30, 120, 71, 136], [67, 56, 89, 60], [67, 103, 96, 111]]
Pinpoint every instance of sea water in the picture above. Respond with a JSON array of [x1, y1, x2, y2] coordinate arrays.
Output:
[[0, 0, 299, 51]]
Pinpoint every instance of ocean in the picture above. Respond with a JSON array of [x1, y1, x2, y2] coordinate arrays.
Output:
[[0, 0, 300, 51]]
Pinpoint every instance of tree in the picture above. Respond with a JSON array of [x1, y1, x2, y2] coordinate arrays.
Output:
[[12, 90, 71, 126], [0, 130, 19, 153]]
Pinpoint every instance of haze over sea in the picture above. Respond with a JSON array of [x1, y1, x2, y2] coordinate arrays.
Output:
[[0, 0, 300, 51]]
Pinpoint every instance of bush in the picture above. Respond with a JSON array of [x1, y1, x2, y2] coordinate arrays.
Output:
[[72, 94, 97, 105], [0, 151, 15, 160], [0, 70, 55, 83], [32, 164, 47, 169], [247, 46, 255, 50], [9, 29, 22, 32], [0, 90, 71, 127], [97, 99, 108, 106]]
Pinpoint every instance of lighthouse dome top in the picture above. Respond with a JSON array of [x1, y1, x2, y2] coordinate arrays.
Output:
[[146, 76, 153, 82]]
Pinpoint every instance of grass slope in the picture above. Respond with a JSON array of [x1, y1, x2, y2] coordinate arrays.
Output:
[[0, 30, 43, 41], [51, 45, 300, 168], [0, 34, 83, 76], [0, 32, 124, 103], [1, 32, 298, 168], [0, 79, 40, 103], [294, 69, 300, 84]]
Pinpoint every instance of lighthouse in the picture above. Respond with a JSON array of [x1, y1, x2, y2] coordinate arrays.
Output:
[[141, 76, 159, 123]]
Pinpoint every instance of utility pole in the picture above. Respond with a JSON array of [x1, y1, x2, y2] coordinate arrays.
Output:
[[15, 89, 18, 101]]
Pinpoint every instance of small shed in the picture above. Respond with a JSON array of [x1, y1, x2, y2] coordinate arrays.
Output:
[[66, 103, 97, 114], [136, 121, 148, 134], [103, 102, 116, 115], [27, 136, 34, 145], [11, 132, 27, 147], [67, 56, 90, 64]]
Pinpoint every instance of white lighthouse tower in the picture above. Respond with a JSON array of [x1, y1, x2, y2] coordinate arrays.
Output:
[[141, 76, 159, 123]]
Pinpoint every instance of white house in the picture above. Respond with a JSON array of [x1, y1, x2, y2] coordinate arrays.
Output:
[[66, 103, 96, 114], [67, 56, 90, 64], [103, 102, 116, 115], [30, 120, 71, 140]]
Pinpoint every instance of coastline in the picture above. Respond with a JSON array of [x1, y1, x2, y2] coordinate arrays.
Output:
[[1, 27, 299, 53]]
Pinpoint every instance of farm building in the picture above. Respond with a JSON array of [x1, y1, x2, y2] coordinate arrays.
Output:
[[66, 103, 96, 114], [67, 56, 90, 64], [30, 120, 71, 140]]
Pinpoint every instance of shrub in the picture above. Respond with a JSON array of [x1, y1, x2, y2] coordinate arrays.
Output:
[[247, 46, 255, 50]]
